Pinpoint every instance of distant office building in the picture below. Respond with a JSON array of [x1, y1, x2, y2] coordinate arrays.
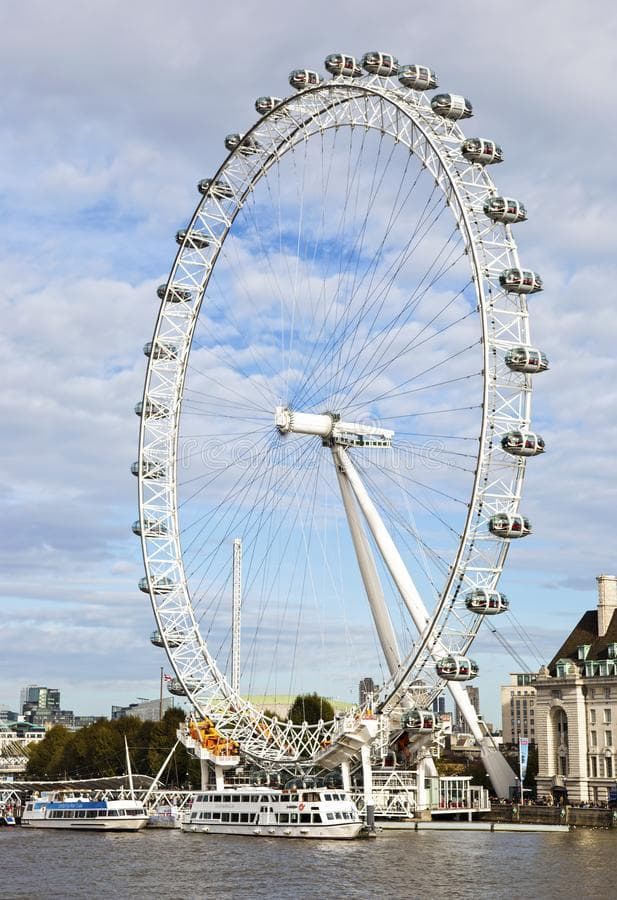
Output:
[[432, 695, 446, 716], [0, 706, 18, 723], [20, 685, 72, 726], [359, 677, 376, 706], [111, 698, 176, 722], [500, 673, 537, 745], [455, 686, 480, 733], [73, 716, 106, 729], [20, 685, 60, 716]]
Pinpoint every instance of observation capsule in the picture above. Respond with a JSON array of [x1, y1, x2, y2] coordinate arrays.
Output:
[[176, 229, 210, 250], [254, 96, 284, 115], [499, 268, 543, 294], [224, 133, 261, 155], [138, 575, 176, 594], [167, 677, 200, 696], [134, 399, 169, 419], [484, 196, 527, 224], [402, 709, 436, 733], [132, 519, 168, 537], [436, 655, 479, 681], [488, 513, 531, 539], [464, 588, 509, 615], [504, 346, 549, 374], [143, 340, 178, 360], [131, 459, 165, 480], [461, 138, 503, 165], [324, 53, 363, 77], [431, 94, 472, 120], [398, 64, 438, 90], [197, 178, 234, 199], [156, 283, 192, 303], [501, 431, 545, 457], [361, 51, 398, 76], [150, 629, 183, 648], [289, 69, 322, 90]]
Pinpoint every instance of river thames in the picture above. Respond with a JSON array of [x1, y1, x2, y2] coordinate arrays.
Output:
[[2, 827, 614, 899]]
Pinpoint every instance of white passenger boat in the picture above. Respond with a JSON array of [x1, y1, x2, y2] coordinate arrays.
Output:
[[147, 803, 181, 829], [21, 793, 148, 831], [182, 787, 363, 839]]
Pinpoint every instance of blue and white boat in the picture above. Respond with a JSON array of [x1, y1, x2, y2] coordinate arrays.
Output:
[[21, 793, 148, 831]]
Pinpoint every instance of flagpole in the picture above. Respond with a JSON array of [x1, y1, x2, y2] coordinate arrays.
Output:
[[159, 666, 163, 721]]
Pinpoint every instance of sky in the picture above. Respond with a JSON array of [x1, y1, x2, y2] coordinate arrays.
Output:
[[1, 0, 616, 726]]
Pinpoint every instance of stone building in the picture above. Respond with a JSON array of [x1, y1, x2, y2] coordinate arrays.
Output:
[[535, 575, 617, 804], [500, 673, 537, 745]]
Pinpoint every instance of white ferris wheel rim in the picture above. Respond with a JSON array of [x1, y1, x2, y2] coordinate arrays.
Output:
[[136, 63, 536, 764]]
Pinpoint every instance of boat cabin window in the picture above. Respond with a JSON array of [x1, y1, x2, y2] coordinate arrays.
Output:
[[300, 813, 311, 824]]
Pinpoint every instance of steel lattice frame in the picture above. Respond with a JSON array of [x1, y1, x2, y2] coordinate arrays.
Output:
[[136, 65, 537, 763]]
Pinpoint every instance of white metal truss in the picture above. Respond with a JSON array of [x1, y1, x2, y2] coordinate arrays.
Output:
[[136, 59, 542, 764]]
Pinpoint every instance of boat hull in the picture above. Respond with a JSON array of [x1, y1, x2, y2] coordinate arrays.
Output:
[[181, 821, 362, 839], [21, 817, 148, 831]]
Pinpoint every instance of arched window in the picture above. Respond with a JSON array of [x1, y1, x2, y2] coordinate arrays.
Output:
[[552, 708, 569, 776]]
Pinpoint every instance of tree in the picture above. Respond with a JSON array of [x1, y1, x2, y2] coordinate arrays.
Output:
[[287, 693, 335, 725]]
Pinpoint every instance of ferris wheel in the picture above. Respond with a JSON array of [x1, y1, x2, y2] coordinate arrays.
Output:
[[133, 51, 546, 769]]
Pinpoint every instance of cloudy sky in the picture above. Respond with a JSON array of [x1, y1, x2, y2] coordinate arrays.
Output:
[[1, 0, 616, 724]]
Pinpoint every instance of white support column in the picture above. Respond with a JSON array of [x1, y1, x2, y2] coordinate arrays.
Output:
[[231, 538, 242, 694], [341, 760, 351, 793], [361, 744, 375, 831], [214, 764, 225, 791], [333, 450, 401, 677]]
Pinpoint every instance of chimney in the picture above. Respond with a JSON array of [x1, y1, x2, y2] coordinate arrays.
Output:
[[597, 575, 617, 638]]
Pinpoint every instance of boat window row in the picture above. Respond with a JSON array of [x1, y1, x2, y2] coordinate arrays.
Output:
[[47, 808, 140, 819], [194, 791, 345, 803], [191, 809, 355, 824]]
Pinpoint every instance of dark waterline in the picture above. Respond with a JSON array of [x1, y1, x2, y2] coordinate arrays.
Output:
[[2, 827, 615, 899]]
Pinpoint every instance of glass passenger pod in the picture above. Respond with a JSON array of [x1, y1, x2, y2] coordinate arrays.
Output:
[[175, 229, 210, 250], [361, 52, 398, 76], [464, 588, 509, 615], [501, 430, 545, 457], [324, 54, 363, 78], [167, 678, 200, 697], [134, 399, 169, 419], [131, 460, 165, 480], [132, 519, 168, 537], [156, 283, 192, 302], [197, 178, 234, 199], [143, 340, 179, 360], [254, 96, 284, 115], [138, 576, 176, 595], [483, 196, 527, 224], [402, 709, 436, 733], [488, 513, 531, 539], [499, 268, 543, 294], [398, 64, 438, 90], [431, 94, 473, 120], [460, 138, 503, 165], [436, 655, 479, 681], [504, 346, 549, 374], [288, 69, 322, 90], [150, 629, 183, 648], [224, 133, 261, 155]]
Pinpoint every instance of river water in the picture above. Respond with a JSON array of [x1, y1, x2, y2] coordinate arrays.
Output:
[[1, 827, 614, 899]]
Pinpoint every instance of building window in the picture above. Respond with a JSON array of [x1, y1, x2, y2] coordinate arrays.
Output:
[[551, 689, 562, 700], [590, 710, 596, 725], [590, 731, 598, 747], [599, 757, 605, 778], [590, 756, 597, 777], [606, 731, 613, 747], [605, 687, 611, 700], [604, 709, 612, 725], [607, 758, 613, 778]]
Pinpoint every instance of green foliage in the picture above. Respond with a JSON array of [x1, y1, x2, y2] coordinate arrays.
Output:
[[287, 693, 335, 726], [25, 708, 199, 784]]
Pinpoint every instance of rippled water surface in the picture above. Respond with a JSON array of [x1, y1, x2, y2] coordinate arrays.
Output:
[[2, 827, 616, 899]]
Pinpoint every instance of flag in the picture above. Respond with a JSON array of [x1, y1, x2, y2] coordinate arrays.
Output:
[[163, 673, 174, 682], [519, 737, 529, 782]]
